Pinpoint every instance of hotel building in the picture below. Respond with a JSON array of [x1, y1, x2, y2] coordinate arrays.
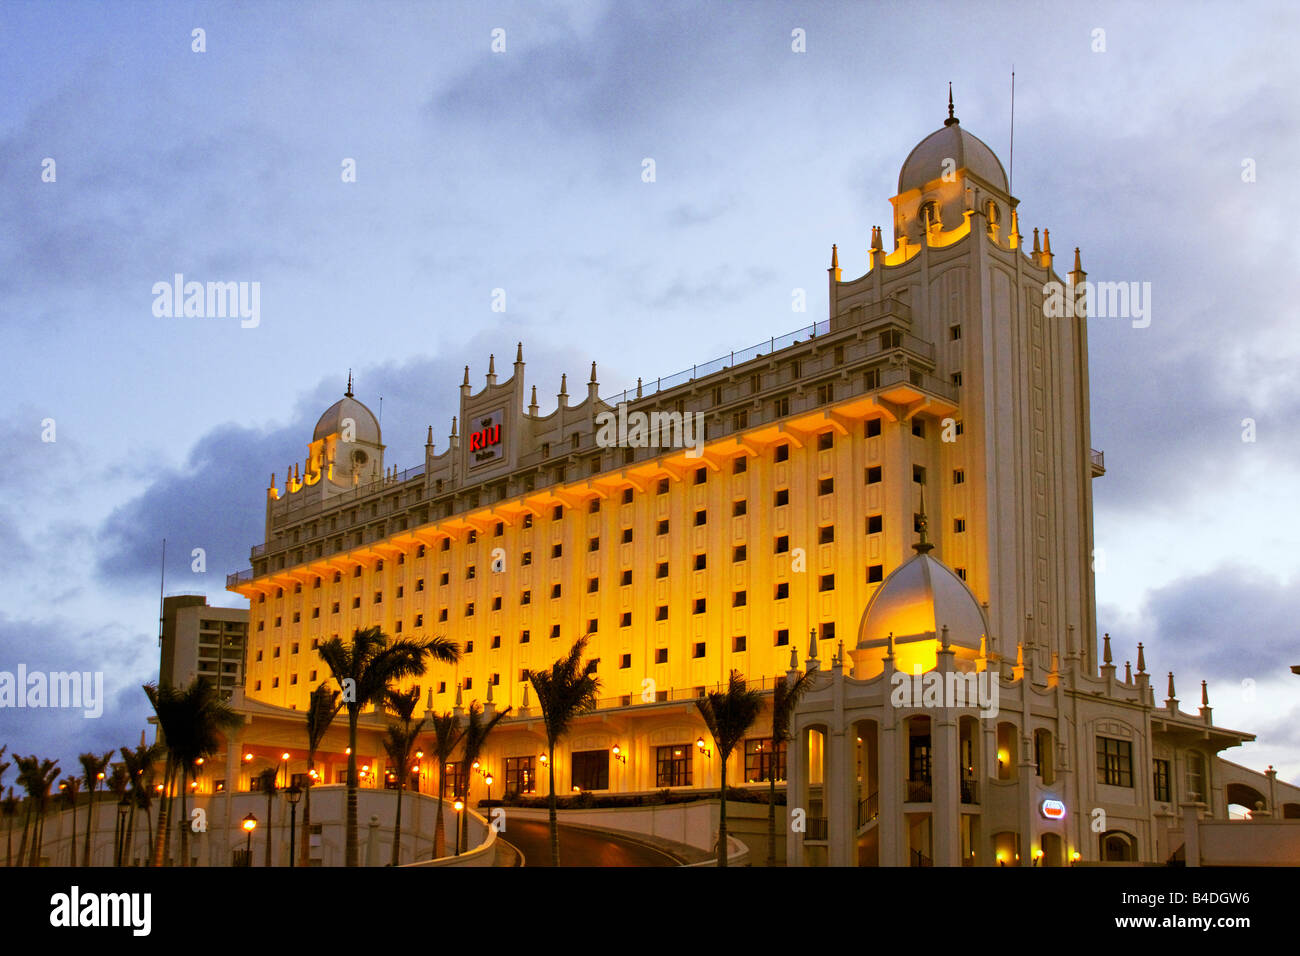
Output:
[[220, 100, 1298, 864]]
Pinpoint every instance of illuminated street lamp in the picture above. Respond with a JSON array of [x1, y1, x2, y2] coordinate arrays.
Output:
[[453, 798, 464, 856], [241, 813, 257, 867], [696, 737, 712, 758]]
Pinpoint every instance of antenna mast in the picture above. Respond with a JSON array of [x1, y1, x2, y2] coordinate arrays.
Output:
[[1009, 67, 1016, 195], [157, 538, 166, 647]]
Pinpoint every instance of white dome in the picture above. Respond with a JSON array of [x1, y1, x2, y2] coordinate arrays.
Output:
[[898, 120, 1008, 195], [857, 549, 987, 651], [313, 394, 381, 446]]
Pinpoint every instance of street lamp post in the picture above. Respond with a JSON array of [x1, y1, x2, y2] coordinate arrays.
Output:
[[241, 813, 257, 867], [453, 798, 464, 856], [115, 798, 131, 867], [286, 784, 302, 868]]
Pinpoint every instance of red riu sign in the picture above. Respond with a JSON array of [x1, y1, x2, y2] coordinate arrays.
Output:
[[469, 423, 501, 452]]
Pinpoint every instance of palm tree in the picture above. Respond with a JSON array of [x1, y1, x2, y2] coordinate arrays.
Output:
[[317, 626, 459, 866], [59, 776, 81, 866], [104, 763, 129, 866], [381, 686, 423, 866], [257, 767, 278, 866], [144, 677, 242, 866], [2, 789, 16, 867], [120, 742, 161, 867], [15, 755, 59, 867], [78, 751, 114, 867], [425, 711, 464, 859], [457, 700, 512, 852], [300, 682, 341, 867], [526, 635, 601, 866], [767, 669, 815, 865], [696, 670, 764, 866]]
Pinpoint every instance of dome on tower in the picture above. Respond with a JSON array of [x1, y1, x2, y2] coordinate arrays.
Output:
[[857, 544, 987, 652], [897, 93, 1008, 195], [313, 378, 381, 446]]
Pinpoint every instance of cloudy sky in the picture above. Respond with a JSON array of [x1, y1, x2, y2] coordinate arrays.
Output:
[[2, 0, 1298, 789]]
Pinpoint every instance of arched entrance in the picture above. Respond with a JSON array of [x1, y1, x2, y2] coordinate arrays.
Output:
[[1099, 829, 1135, 862]]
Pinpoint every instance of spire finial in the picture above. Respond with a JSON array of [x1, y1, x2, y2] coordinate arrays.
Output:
[[1073, 246, 1083, 273], [944, 82, 959, 126], [488, 353, 496, 375], [590, 361, 597, 383], [1124, 660, 1132, 683], [913, 481, 933, 554], [1102, 632, 1112, 664], [426, 425, 433, 447], [1167, 671, 1176, 701], [830, 243, 839, 269], [1201, 680, 1209, 707], [559, 373, 568, 394], [515, 341, 523, 363], [345, 370, 353, 397], [1136, 642, 1147, 674], [462, 365, 470, 387]]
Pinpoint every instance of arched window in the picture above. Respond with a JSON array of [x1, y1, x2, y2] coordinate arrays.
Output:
[[920, 200, 941, 232], [1099, 830, 1135, 862], [985, 200, 1001, 238]]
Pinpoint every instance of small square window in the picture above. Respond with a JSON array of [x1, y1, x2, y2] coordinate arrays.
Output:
[[818, 477, 834, 496], [733, 456, 747, 474], [523, 514, 533, 529], [466, 566, 476, 579], [693, 642, 706, 659], [775, 443, 790, 462], [818, 525, 834, 544], [694, 510, 706, 526], [867, 514, 883, 534], [775, 535, 789, 554], [866, 418, 882, 438], [817, 431, 834, 451], [732, 635, 747, 653], [440, 572, 450, 585], [621, 528, 633, 543], [655, 648, 668, 664], [774, 488, 789, 506], [656, 562, 668, 579], [620, 653, 631, 669], [819, 574, 835, 592], [467, 531, 477, 544], [466, 602, 475, 616], [954, 518, 966, 533], [620, 569, 632, 586], [733, 545, 747, 562], [913, 465, 926, 484], [657, 519, 669, 535], [774, 582, 789, 600], [866, 466, 882, 484], [587, 619, 598, 634], [911, 419, 925, 438], [620, 612, 632, 627], [587, 576, 600, 593], [588, 537, 600, 552], [656, 606, 668, 621], [693, 598, 706, 614], [732, 499, 747, 516], [522, 552, 532, 566], [868, 564, 883, 583], [492, 596, 502, 610], [694, 467, 707, 485], [589, 499, 601, 514], [491, 635, 502, 648], [550, 624, 561, 639], [694, 554, 706, 571], [441, 538, 451, 551], [657, 478, 669, 495], [956, 567, 967, 580], [775, 629, 790, 646], [551, 584, 561, 598], [953, 469, 965, 484], [551, 544, 563, 558], [950, 324, 962, 340], [951, 371, 963, 386], [439, 608, 448, 622], [553, 505, 563, 521], [733, 591, 747, 607], [622, 488, 634, 504]]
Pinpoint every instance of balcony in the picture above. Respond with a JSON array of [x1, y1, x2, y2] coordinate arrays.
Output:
[[905, 778, 932, 803], [804, 817, 828, 841], [858, 791, 879, 828], [1090, 448, 1105, 477], [960, 778, 979, 805]]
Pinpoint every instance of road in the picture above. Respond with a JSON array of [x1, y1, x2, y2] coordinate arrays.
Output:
[[503, 819, 683, 867]]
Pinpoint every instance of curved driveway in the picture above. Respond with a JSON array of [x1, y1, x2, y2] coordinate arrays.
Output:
[[504, 819, 683, 867]]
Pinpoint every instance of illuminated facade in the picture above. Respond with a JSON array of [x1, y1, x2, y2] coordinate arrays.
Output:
[[216, 100, 1297, 865]]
